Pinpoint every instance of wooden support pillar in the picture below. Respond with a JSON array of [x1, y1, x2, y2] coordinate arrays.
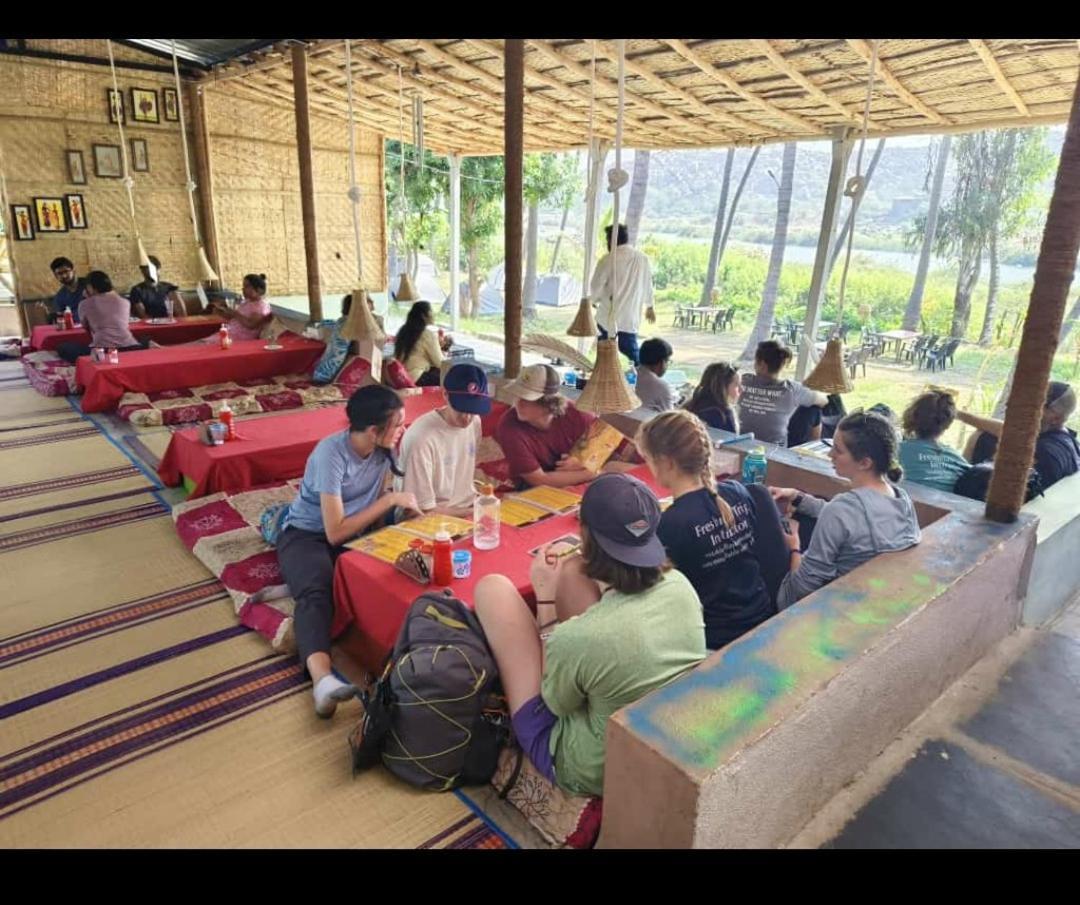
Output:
[[504, 39, 524, 379], [986, 79, 1080, 522], [292, 43, 323, 323], [796, 127, 853, 380], [188, 82, 221, 288], [448, 153, 461, 332]]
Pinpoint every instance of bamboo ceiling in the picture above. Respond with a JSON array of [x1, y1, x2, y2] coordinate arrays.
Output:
[[199, 38, 1080, 155]]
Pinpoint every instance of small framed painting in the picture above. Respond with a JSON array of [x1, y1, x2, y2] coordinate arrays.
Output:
[[66, 149, 87, 185], [163, 87, 179, 122], [93, 143, 123, 179], [66, 194, 88, 229], [107, 88, 125, 124], [10, 204, 34, 241], [130, 87, 159, 123], [33, 197, 68, 232], [130, 138, 149, 172]]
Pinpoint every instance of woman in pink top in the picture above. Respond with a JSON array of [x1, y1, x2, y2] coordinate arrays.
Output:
[[208, 273, 273, 341], [56, 271, 148, 363]]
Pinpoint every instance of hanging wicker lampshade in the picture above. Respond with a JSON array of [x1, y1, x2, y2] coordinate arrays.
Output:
[[136, 237, 151, 269], [395, 272, 421, 302], [566, 297, 598, 338], [341, 287, 386, 344], [576, 338, 640, 414], [804, 338, 853, 394]]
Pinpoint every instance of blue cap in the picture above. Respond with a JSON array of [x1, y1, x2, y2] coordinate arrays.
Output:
[[443, 363, 492, 415]]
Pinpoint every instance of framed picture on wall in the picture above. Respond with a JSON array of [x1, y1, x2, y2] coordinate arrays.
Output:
[[66, 149, 87, 184], [93, 143, 123, 178], [130, 87, 159, 123], [130, 138, 149, 172], [10, 204, 34, 240], [107, 88, 125, 124], [163, 87, 179, 122], [32, 197, 68, 232], [65, 194, 88, 229]]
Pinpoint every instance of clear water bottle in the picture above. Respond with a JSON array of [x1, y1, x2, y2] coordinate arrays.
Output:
[[564, 369, 577, 388], [473, 483, 501, 550], [625, 368, 637, 386], [742, 446, 768, 485]]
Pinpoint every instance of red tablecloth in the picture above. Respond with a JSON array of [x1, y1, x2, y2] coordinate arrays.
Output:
[[30, 315, 224, 352], [75, 335, 325, 413], [331, 464, 664, 669], [158, 389, 448, 497]]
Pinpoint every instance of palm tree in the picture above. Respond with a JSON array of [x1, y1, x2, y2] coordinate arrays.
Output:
[[826, 138, 887, 280], [703, 147, 761, 306], [741, 142, 796, 360], [701, 149, 735, 305], [903, 135, 951, 331], [986, 82, 1080, 522], [625, 150, 650, 245]]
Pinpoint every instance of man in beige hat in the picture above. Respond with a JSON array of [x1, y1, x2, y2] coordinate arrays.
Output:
[[495, 363, 636, 488]]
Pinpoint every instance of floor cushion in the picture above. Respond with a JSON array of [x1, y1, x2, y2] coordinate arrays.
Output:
[[22, 351, 78, 397]]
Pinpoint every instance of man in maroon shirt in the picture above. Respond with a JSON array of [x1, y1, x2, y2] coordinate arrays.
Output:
[[495, 363, 636, 488]]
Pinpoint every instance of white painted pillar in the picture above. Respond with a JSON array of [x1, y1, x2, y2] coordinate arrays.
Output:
[[448, 152, 461, 332], [796, 127, 854, 380]]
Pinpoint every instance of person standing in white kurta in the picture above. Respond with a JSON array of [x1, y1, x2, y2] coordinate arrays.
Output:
[[590, 223, 655, 365]]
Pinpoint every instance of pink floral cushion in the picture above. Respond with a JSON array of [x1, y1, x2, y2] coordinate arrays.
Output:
[[383, 358, 416, 390], [333, 356, 375, 394], [22, 352, 77, 397]]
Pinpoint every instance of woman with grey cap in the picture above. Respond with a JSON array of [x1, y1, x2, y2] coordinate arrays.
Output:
[[473, 473, 706, 798]]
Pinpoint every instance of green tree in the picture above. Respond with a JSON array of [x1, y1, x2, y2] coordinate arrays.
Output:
[[903, 134, 951, 331], [385, 140, 448, 282], [459, 155, 504, 317], [522, 152, 580, 319]]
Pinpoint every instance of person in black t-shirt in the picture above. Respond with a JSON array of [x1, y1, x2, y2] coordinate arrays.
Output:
[[128, 255, 184, 319], [637, 409, 784, 650], [683, 361, 741, 434]]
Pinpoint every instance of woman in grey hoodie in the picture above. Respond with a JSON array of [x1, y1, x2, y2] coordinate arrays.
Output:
[[771, 410, 921, 609]]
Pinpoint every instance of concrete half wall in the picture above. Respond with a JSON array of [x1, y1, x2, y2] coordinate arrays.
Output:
[[1021, 471, 1080, 625]]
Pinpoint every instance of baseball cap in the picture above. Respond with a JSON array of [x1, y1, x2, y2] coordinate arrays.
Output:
[[503, 363, 562, 402], [443, 362, 492, 415], [579, 473, 666, 568]]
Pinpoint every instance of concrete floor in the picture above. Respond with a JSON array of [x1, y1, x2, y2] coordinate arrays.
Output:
[[793, 595, 1080, 849]]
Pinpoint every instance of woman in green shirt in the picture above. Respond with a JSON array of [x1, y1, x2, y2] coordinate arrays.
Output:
[[898, 390, 970, 493], [474, 473, 706, 798]]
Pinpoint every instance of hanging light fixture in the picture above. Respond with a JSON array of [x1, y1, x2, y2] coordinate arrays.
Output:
[[567, 41, 600, 341], [803, 338, 854, 394], [577, 39, 639, 415], [392, 64, 420, 303]]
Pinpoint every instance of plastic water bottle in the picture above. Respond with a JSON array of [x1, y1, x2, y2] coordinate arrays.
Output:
[[564, 370, 576, 388], [625, 368, 637, 386], [473, 483, 501, 550], [742, 446, 768, 485], [219, 401, 236, 441]]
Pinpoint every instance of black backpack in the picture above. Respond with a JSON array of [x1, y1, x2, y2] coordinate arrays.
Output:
[[348, 590, 510, 791], [953, 461, 1045, 504]]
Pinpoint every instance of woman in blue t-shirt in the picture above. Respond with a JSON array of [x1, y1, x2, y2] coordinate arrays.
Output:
[[277, 385, 419, 718], [683, 361, 741, 434], [898, 390, 969, 493], [637, 409, 782, 650]]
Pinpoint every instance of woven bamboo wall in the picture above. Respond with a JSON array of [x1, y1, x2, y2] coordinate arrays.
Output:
[[0, 41, 205, 299], [205, 84, 386, 298]]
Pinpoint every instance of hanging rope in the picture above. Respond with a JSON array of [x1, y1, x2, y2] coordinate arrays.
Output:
[[344, 39, 365, 286], [106, 39, 149, 273], [580, 41, 598, 297], [170, 40, 218, 283], [606, 39, 628, 337], [396, 63, 408, 277], [834, 39, 878, 331]]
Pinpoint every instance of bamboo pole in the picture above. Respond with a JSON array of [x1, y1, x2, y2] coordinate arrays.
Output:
[[448, 153, 461, 331], [504, 39, 524, 379], [291, 44, 323, 323], [188, 82, 222, 289]]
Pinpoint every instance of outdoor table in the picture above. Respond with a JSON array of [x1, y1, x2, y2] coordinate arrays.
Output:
[[30, 315, 224, 352], [877, 329, 921, 361], [681, 306, 716, 329], [75, 335, 325, 413], [331, 464, 665, 668], [158, 389, 447, 498]]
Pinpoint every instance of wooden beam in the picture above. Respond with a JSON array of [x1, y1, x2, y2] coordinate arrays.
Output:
[[203, 39, 343, 83], [969, 39, 1030, 116], [846, 39, 950, 125], [188, 82, 222, 288], [662, 39, 822, 135], [504, 39, 524, 380], [291, 44, 323, 323], [752, 40, 863, 125]]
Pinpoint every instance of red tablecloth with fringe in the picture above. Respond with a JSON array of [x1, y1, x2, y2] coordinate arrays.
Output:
[[30, 315, 223, 352]]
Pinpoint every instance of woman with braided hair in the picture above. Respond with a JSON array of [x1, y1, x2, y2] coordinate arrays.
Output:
[[898, 390, 970, 492], [637, 410, 783, 649], [771, 410, 921, 609]]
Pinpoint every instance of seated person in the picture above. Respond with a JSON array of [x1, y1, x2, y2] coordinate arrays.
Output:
[[128, 255, 184, 320], [473, 473, 706, 797], [495, 363, 636, 488], [50, 256, 88, 324], [394, 301, 447, 387], [276, 386, 419, 718], [313, 294, 361, 384], [55, 270, 148, 363], [637, 410, 783, 649], [206, 273, 273, 341], [786, 405, 822, 448], [398, 363, 491, 517], [899, 390, 970, 493], [738, 340, 827, 446], [771, 410, 921, 609], [958, 381, 1080, 491], [634, 338, 676, 413], [683, 361, 741, 433]]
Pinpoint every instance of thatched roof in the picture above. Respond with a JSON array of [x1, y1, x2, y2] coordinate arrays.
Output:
[[198, 38, 1080, 154]]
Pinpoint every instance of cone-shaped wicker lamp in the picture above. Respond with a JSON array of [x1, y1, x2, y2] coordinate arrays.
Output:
[[567, 297, 598, 338], [576, 338, 640, 414], [197, 245, 219, 283], [341, 287, 386, 345], [136, 237, 151, 269], [395, 272, 420, 302], [803, 338, 853, 394]]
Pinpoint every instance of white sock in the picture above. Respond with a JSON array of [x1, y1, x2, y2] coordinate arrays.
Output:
[[313, 674, 357, 718]]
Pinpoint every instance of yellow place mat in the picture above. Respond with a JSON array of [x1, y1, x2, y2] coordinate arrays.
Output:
[[347, 525, 426, 564], [499, 497, 552, 527], [510, 485, 582, 514], [395, 513, 473, 540]]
